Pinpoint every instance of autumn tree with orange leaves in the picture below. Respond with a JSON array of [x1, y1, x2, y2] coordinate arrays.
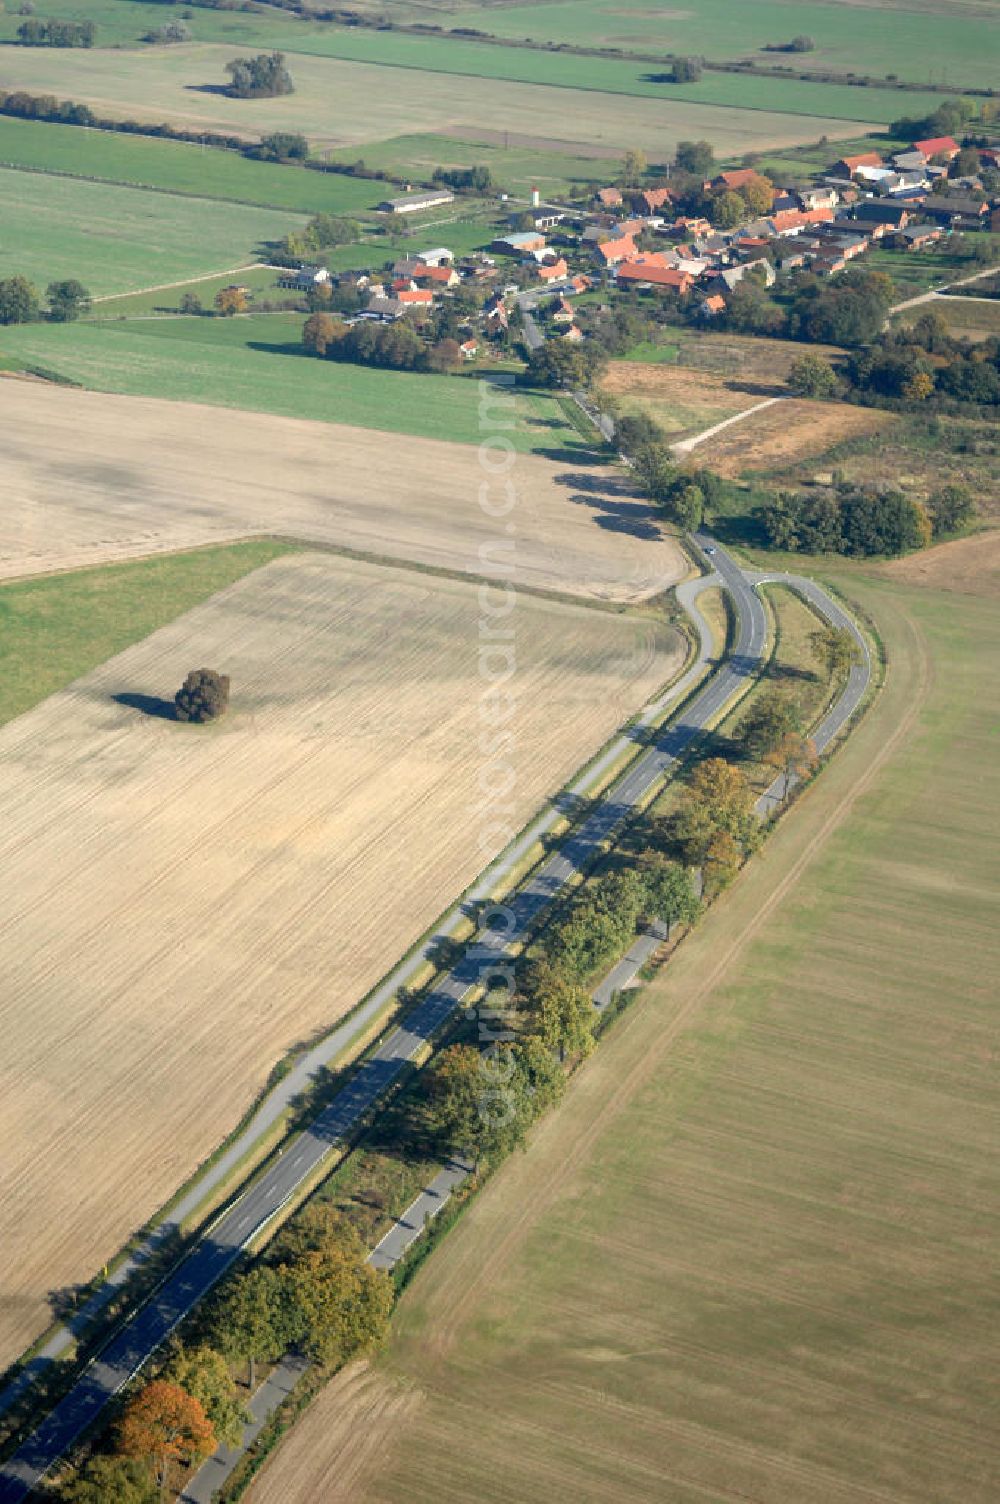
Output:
[[117, 1379, 214, 1498], [764, 732, 817, 800]]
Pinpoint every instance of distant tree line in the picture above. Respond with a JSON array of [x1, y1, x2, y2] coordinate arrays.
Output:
[[302, 313, 466, 374], [0, 274, 90, 324], [758, 482, 938, 556], [431, 164, 494, 194], [16, 17, 96, 46]]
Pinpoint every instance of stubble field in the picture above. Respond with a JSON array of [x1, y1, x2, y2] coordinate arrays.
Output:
[[0, 44, 874, 156], [246, 569, 1000, 1504], [0, 550, 684, 1371], [0, 382, 684, 599]]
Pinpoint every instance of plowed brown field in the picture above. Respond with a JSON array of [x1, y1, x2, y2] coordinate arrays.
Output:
[[0, 552, 682, 1369]]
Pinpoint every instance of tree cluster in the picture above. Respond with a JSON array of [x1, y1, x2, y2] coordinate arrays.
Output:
[[281, 212, 361, 261], [757, 482, 932, 556], [209, 1205, 393, 1385], [785, 267, 895, 347], [142, 19, 190, 42], [541, 861, 699, 983], [660, 758, 760, 893], [0, 274, 90, 323], [16, 17, 95, 45], [432, 164, 494, 194], [662, 55, 703, 83], [890, 96, 978, 145], [225, 51, 294, 98], [256, 130, 309, 161], [764, 35, 815, 52], [845, 313, 1000, 409], [303, 314, 431, 371], [519, 339, 608, 390]]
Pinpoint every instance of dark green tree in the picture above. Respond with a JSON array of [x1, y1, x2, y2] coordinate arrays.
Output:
[[46, 278, 90, 322], [175, 668, 230, 723], [0, 274, 39, 324]]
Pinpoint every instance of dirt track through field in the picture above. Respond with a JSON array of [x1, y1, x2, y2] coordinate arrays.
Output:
[[0, 552, 683, 1370], [0, 381, 683, 602]]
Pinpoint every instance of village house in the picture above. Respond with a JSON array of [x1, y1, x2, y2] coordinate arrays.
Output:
[[460, 339, 478, 360], [492, 230, 547, 255], [276, 265, 331, 291], [563, 324, 584, 341], [615, 261, 694, 295], [396, 288, 434, 307], [378, 188, 455, 215], [700, 293, 727, 318], [710, 167, 763, 192], [830, 151, 884, 180], [411, 264, 461, 288], [894, 224, 944, 250], [596, 187, 623, 208], [913, 135, 960, 162], [639, 187, 673, 213], [853, 201, 912, 229], [551, 297, 575, 324], [536, 256, 569, 283], [595, 234, 639, 269], [892, 149, 931, 173], [416, 247, 454, 266], [797, 185, 840, 211], [922, 193, 989, 227]]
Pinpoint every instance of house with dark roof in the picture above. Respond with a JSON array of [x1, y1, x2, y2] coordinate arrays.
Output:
[[853, 201, 911, 229], [922, 194, 988, 226]]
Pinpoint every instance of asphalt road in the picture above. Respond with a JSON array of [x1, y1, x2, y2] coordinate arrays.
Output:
[[0, 539, 791, 1503]]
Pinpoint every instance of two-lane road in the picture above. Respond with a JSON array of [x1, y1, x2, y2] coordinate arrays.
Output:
[[0, 541, 790, 1503]]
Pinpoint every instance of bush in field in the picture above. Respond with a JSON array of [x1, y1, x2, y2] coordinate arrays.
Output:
[[175, 668, 230, 723], [225, 51, 294, 99], [143, 20, 191, 43]]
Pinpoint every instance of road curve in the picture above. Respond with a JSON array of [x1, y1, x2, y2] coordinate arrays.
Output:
[[0, 538, 873, 1503], [0, 536, 767, 1502]]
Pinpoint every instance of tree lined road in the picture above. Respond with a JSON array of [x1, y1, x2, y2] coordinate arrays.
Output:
[[0, 538, 869, 1503]]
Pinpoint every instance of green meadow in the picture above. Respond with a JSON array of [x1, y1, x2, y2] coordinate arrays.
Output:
[[0, 315, 581, 452], [0, 540, 295, 726], [455, 0, 997, 89], [170, 24, 949, 126], [0, 168, 302, 297], [327, 132, 616, 196], [0, 117, 381, 215]]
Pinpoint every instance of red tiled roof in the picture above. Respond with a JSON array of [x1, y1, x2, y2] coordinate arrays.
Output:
[[397, 289, 434, 304], [412, 264, 454, 282], [838, 152, 883, 171], [537, 256, 569, 280], [914, 136, 960, 158], [714, 168, 760, 190], [596, 235, 638, 264], [616, 262, 693, 290], [597, 187, 623, 206]]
